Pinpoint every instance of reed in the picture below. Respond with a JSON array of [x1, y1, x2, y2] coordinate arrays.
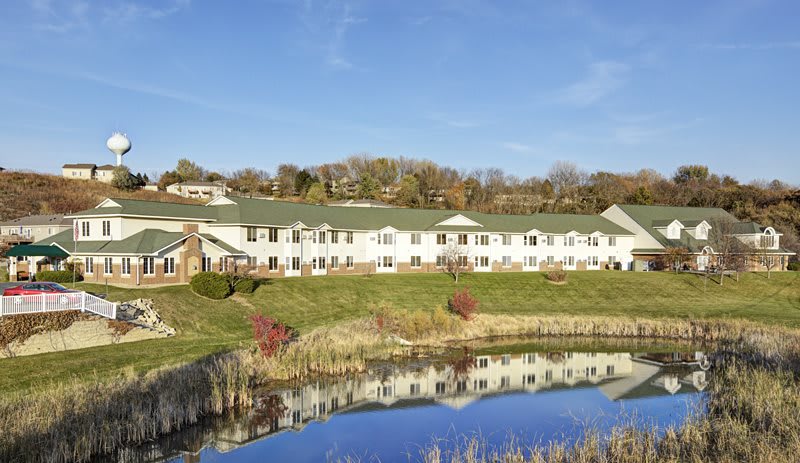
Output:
[[4, 311, 800, 463]]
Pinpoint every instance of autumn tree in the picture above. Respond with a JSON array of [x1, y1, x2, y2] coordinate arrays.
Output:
[[157, 170, 182, 190], [275, 164, 299, 197], [231, 168, 268, 197], [356, 172, 381, 199], [175, 158, 205, 182], [663, 247, 689, 273], [305, 182, 328, 204]]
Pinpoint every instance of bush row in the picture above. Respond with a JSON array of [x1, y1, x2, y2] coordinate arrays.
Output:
[[35, 270, 82, 284]]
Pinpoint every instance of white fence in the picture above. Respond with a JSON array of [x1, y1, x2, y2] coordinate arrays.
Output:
[[0, 292, 116, 319]]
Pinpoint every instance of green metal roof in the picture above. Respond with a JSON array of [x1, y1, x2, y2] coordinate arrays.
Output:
[[65, 197, 635, 235], [5, 244, 70, 258], [68, 198, 216, 221], [215, 197, 635, 235], [35, 229, 243, 256], [616, 204, 748, 252]]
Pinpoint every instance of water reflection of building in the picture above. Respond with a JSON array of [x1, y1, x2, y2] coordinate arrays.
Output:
[[106, 351, 709, 463]]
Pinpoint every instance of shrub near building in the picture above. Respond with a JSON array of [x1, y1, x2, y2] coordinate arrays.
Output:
[[35, 270, 82, 284], [190, 272, 232, 300]]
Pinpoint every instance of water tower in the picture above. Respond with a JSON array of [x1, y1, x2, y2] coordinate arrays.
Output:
[[106, 132, 131, 166]]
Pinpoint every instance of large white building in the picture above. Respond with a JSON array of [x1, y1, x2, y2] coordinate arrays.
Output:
[[7, 196, 793, 284]]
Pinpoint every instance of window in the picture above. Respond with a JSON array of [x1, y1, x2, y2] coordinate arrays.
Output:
[[608, 236, 616, 246], [319, 257, 326, 269], [525, 374, 535, 385], [526, 256, 536, 267], [410, 233, 421, 245], [458, 234, 468, 245], [246, 227, 257, 242], [478, 358, 488, 368], [346, 256, 354, 268], [247, 256, 257, 267], [608, 256, 616, 266], [761, 234, 775, 248], [564, 235, 575, 246], [501, 234, 511, 245], [436, 255, 446, 267], [267, 256, 278, 270], [381, 233, 393, 245], [476, 379, 488, 390], [268, 227, 279, 242], [502, 256, 512, 267], [219, 257, 229, 272], [292, 257, 300, 270], [435, 382, 446, 395], [410, 256, 421, 267], [330, 256, 339, 269], [318, 231, 326, 244], [143, 257, 155, 275], [475, 256, 489, 267], [292, 230, 301, 243], [547, 256, 555, 266], [102, 220, 111, 237], [501, 354, 511, 365], [564, 256, 574, 266], [410, 383, 421, 396], [437, 233, 447, 245], [456, 380, 467, 393], [103, 257, 113, 275], [330, 231, 339, 243], [81, 221, 90, 237], [85, 257, 94, 274], [589, 256, 599, 266], [545, 370, 553, 381], [546, 235, 555, 246], [524, 235, 537, 246], [475, 234, 489, 246], [312, 257, 317, 269], [382, 385, 393, 398], [589, 236, 599, 247], [606, 365, 615, 376], [121, 257, 130, 276], [345, 232, 354, 244], [164, 257, 175, 274], [382, 256, 393, 268], [202, 256, 212, 272], [500, 376, 511, 389]]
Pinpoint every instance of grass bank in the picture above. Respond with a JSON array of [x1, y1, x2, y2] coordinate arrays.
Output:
[[0, 271, 798, 393], [3, 312, 800, 463]]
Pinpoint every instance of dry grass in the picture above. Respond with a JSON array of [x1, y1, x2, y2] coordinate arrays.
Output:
[[4, 312, 800, 463]]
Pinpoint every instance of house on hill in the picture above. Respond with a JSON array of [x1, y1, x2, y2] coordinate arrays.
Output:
[[601, 204, 794, 271], [166, 181, 230, 199], [62, 164, 97, 179], [94, 164, 116, 183]]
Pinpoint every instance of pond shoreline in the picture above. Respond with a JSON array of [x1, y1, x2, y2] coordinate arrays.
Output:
[[2, 314, 799, 463]]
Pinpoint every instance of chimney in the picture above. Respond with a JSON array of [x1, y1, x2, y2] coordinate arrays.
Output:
[[183, 224, 199, 235]]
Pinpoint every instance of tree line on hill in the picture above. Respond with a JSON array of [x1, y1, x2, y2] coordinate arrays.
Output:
[[149, 155, 800, 259]]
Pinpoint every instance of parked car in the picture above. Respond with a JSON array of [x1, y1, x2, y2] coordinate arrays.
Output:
[[2, 282, 77, 296]]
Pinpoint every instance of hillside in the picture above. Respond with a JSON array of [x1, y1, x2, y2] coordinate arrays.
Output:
[[0, 171, 200, 221]]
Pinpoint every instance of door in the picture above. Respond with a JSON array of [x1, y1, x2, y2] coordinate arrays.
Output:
[[697, 255, 709, 271]]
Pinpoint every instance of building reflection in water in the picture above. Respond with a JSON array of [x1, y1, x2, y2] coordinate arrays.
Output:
[[104, 350, 710, 463]]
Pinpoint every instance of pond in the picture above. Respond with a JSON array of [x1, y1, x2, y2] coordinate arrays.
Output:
[[107, 345, 711, 463]]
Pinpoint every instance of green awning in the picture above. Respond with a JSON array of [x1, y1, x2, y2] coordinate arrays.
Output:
[[5, 244, 69, 258]]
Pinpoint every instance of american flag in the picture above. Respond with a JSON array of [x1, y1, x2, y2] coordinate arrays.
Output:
[[74, 221, 79, 241]]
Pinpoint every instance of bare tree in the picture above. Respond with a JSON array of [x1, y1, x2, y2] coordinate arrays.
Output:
[[440, 242, 471, 283], [663, 247, 689, 274], [755, 238, 779, 279], [546, 161, 586, 212], [707, 218, 744, 286]]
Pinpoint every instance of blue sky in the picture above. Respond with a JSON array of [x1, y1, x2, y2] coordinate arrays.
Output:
[[1, 0, 798, 183]]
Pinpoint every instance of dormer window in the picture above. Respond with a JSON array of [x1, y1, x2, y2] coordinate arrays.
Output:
[[761, 229, 776, 248], [667, 223, 681, 239], [696, 224, 708, 240]]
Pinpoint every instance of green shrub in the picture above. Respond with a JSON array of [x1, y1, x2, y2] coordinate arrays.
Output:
[[36, 270, 82, 283], [234, 278, 258, 294], [190, 272, 232, 299], [0, 269, 8, 282], [546, 270, 568, 283], [788, 262, 800, 271]]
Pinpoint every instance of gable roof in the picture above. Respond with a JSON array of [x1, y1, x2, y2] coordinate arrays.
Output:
[[62, 163, 96, 169], [95, 164, 116, 171], [35, 229, 243, 256], [614, 204, 745, 252]]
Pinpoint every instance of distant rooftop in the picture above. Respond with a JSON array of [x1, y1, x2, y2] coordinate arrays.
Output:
[[62, 163, 97, 169], [328, 199, 395, 208], [95, 164, 116, 170], [0, 214, 72, 227]]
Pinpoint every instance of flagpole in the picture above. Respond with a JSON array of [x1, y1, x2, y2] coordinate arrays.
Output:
[[72, 221, 78, 288]]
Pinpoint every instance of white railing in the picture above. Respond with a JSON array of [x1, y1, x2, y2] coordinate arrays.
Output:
[[0, 292, 116, 319]]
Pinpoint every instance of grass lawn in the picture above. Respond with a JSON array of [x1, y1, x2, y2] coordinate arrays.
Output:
[[1, 271, 798, 393]]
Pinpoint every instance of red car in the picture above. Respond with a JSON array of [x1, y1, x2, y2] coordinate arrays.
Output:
[[2, 282, 77, 296]]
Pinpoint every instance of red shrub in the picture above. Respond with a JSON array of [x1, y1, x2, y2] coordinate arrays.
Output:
[[448, 287, 479, 321], [250, 314, 292, 358]]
